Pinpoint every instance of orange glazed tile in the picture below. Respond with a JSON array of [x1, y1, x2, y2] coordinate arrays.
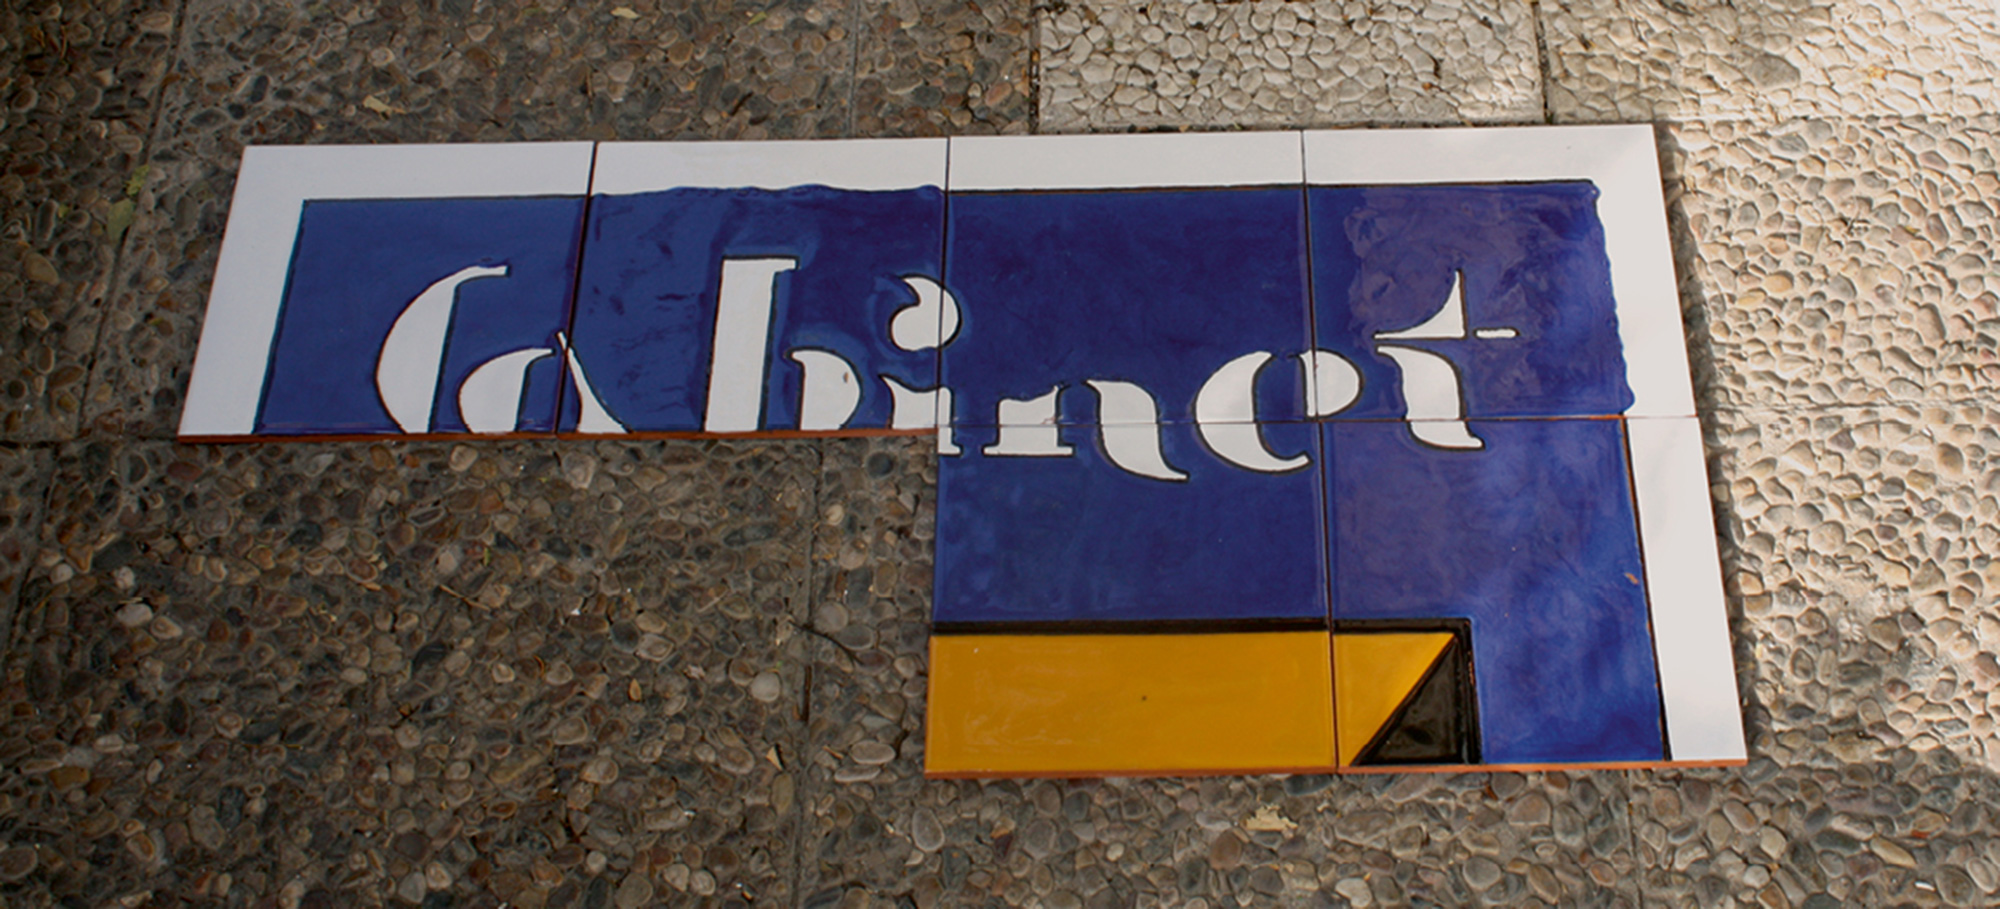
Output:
[[1333, 631, 1454, 766], [925, 632, 1335, 776]]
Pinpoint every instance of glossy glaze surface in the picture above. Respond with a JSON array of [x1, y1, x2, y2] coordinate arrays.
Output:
[[1333, 630, 1454, 766], [569, 186, 945, 433], [181, 129, 1739, 777], [1327, 418, 1666, 764], [1309, 183, 1634, 421], [941, 188, 1312, 426], [259, 196, 585, 435], [934, 418, 1324, 625], [926, 632, 1337, 775]]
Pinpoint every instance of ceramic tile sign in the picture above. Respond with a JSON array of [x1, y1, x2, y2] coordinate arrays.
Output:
[[568, 140, 948, 435], [182, 144, 596, 438], [180, 126, 1746, 777]]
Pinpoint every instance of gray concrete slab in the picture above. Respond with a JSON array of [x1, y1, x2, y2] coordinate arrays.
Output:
[[1663, 116, 2000, 412], [1546, 0, 2000, 123], [4, 0, 2000, 905], [1038, 0, 1543, 132], [0, 1, 177, 441]]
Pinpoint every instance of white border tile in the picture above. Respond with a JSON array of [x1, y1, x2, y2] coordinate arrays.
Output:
[[1303, 124, 1696, 420], [948, 131, 1303, 191], [1627, 415, 1746, 762], [591, 138, 947, 195], [179, 142, 596, 438]]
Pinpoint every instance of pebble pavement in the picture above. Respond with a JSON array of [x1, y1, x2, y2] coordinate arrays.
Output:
[[2, 0, 1998, 906], [1039, 0, 1542, 131]]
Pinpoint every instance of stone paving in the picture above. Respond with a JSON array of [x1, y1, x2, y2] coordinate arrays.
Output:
[[1, 0, 1997, 906]]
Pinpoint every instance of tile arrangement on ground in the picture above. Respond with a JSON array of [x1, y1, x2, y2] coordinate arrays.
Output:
[[177, 126, 1745, 777]]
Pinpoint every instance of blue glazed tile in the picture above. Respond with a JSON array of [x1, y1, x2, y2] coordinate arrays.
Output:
[[934, 419, 1326, 625], [1325, 418, 1665, 764], [1309, 183, 1635, 422], [256, 196, 585, 436], [565, 186, 945, 433], [941, 188, 1313, 427]]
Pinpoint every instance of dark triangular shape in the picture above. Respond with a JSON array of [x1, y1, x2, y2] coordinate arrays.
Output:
[[1354, 638, 1479, 766]]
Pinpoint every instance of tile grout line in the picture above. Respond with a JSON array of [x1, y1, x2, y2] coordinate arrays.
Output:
[[549, 146, 600, 432], [936, 139, 952, 406], [75, 0, 195, 441], [0, 441, 62, 659], [844, 0, 864, 137], [788, 440, 830, 906], [1699, 397, 2000, 419], [1615, 419, 1666, 909], [1296, 129, 1342, 767], [1626, 766, 1651, 909], [1026, 0, 1042, 135], [1560, 111, 1998, 131], [1616, 420, 1677, 766], [1527, 0, 1555, 125]]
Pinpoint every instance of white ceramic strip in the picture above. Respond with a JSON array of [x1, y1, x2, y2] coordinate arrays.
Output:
[[591, 138, 947, 195], [179, 142, 596, 438], [1303, 125, 1695, 420], [1627, 415, 1746, 762], [948, 131, 1303, 191]]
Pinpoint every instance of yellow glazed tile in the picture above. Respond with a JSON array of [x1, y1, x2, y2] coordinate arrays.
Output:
[[1333, 632, 1454, 766], [925, 632, 1335, 776]]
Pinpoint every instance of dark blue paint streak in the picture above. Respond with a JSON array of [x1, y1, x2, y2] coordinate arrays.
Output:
[[1311, 183, 1634, 420], [1326, 418, 1664, 764], [258, 196, 583, 435], [942, 188, 1313, 426], [567, 186, 944, 432], [935, 419, 1326, 624]]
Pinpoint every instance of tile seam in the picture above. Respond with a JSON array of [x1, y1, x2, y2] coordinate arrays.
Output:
[[787, 440, 830, 906], [1618, 418, 1677, 766], [1298, 129, 1341, 768], [549, 146, 599, 431]]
